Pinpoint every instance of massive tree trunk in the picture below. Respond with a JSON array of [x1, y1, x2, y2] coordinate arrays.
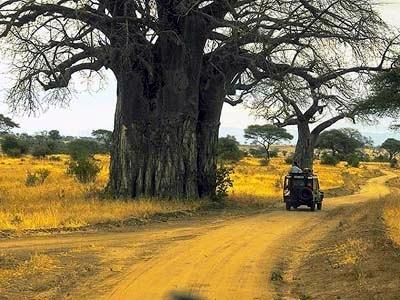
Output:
[[109, 70, 200, 198], [109, 15, 212, 199], [293, 115, 345, 170], [294, 121, 316, 170], [196, 56, 247, 198], [197, 66, 226, 198]]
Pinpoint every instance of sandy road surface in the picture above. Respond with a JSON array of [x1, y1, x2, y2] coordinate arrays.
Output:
[[0, 171, 396, 300]]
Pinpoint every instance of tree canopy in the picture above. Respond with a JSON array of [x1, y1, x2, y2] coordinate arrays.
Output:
[[48, 130, 62, 141], [316, 128, 367, 158], [217, 135, 243, 162], [92, 129, 112, 152], [357, 68, 400, 119], [381, 138, 400, 161], [1, 0, 398, 198], [1, 0, 396, 112], [244, 124, 293, 159]]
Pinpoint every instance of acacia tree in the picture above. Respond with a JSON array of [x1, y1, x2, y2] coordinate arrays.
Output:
[[316, 128, 365, 158], [381, 138, 400, 161], [244, 124, 293, 159], [92, 129, 112, 152], [0, 0, 397, 198]]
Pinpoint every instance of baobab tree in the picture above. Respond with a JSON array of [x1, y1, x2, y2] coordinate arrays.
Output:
[[248, 44, 399, 169], [0, 0, 397, 198]]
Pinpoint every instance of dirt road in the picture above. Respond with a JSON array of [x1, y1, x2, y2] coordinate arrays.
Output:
[[0, 171, 396, 300]]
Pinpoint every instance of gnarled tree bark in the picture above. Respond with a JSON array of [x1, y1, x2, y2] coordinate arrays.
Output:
[[109, 15, 210, 198]]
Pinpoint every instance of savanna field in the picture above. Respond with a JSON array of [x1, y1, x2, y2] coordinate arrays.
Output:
[[1, 154, 400, 299], [0, 153, 399, 243]]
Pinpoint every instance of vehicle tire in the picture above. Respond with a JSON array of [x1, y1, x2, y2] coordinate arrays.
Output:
[[285, 202, 291, 211], [299, 187, 313, 201], [317, 203, 322, 210], [310, 202, 316, 211]]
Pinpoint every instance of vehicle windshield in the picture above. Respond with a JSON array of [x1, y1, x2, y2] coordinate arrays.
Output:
[[291, 179, 306, 187]]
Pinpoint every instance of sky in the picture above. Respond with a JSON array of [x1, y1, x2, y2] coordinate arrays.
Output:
[[1, 1, 400, 145]]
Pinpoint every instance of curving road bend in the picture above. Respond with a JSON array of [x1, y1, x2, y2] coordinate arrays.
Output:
[[106, 171, 396, 300], [0, 171, 394, 300]]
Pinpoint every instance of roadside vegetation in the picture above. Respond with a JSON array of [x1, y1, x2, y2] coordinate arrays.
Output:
[[0, 153, 385, 231], [383, 178, 400, 246], [276, 198, 400, 299], [0, 155, 203, 231]]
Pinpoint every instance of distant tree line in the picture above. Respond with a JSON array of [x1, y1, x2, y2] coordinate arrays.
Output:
[[216, 123, 400, 169], [0, 129, 112, 158]]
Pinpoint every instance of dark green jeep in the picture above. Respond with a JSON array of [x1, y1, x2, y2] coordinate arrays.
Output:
[[283, 172, 324, 211]]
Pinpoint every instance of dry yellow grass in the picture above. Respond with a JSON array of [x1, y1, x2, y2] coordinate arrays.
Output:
[[383, 194, 400, 246], [229, 157, 368, 206], [0, 155, 201, 230], [382, 175, 400, 247], [0, 154, 378, 231]]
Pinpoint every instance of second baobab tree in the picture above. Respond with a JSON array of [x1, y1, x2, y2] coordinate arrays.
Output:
[[244, 125, 293, 160]]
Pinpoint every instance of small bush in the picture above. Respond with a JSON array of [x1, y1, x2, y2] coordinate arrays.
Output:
[[214, 164, 234, 201], [25, 169, 51, 186], [68, 139, 99, 160], [346, 154, 360, 168], [67, 157, 101, 184], [320, 152, 340, 166], [31, 144, 51, 158], [269, 149, 279, 158], [249, 147, 267, 158], [217, 136, 244, 162]]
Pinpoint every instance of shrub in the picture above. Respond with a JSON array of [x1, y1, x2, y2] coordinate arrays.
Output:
[[67, 157, 101, 184], [31, 144, 52, 158], [68, 139, 99, 160], [25, 169, 51, 186], [214, 164, 234, 201], [217, 136, 244, 162], [346, 154, 360, 168], [320, 152, 340, 166], [0, 135, 29, 157], [269, 149, 279, 158], [249, 147, 267, 158]]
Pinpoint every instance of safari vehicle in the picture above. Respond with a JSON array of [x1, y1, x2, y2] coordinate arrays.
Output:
[[283, 172, 324, 211]]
